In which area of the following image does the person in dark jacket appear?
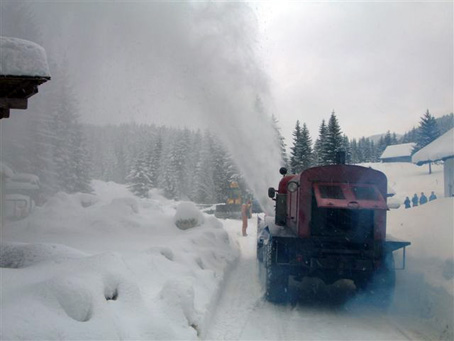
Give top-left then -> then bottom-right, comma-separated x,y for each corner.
404,196 -> 411,209
419,192 -> 428,205
429,191 -> 437,201
412,194 -> 419,207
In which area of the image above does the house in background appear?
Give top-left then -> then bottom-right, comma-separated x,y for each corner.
412,128 -> 454,197
380,143 -> 415,163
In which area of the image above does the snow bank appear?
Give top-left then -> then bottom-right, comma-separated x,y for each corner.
2,181 -> 239,340
174,201 -> 205,230
0,37 -> 50,77
388,198 -> 454,340
364,162 -> 453,339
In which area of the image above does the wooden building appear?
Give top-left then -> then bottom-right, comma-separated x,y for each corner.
380,143 -> 415,163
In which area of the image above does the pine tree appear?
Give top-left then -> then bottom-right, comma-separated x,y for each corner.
290,121 -> 302,173
290,121 -> 313,174
25,99 -> 60,195
157,133 -> 178,199
188,130 -> 203,201
71,122 -> 93,193
364,138 -> 373,162
192,131 -> 216,204
50,63 -> 92,193
342,135 -> 351,164
384,131 -> 393,147
436,113 -> 454,135
211,137 -> 236,203
391,133 -> 398,145
370,140 -> 379,162
413,110 -> 441,153
401,127 -> 418,143
298,123 -> 313,171
350,138 -> 359,164
324,111 -> 343,165
314,120 -> 328,166
148,132 -> 163,188
127,152 -> 152,198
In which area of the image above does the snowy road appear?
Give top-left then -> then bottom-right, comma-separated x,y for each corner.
204,216 -> 438,341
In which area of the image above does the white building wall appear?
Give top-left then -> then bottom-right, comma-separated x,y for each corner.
444,157 -> 454,197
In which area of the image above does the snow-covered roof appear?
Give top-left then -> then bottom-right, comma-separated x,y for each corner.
380,143 -> 415,159
0,37 -> 50,77
412,128 -> 454,164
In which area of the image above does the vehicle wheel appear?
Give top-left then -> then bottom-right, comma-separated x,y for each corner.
264,242 -> 288,303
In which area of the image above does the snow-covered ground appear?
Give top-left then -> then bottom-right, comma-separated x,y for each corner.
1,181 -> 239,340
2,163 -> 453,340
371,163 -> 453,340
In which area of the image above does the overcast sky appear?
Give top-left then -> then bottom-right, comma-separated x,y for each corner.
255,1 -> 453,142
6,1 -> 453,145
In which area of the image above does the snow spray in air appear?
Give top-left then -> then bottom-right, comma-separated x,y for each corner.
183,2 -> 283,213
35,2 -> 283,210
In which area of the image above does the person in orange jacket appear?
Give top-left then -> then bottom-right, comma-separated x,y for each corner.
241,200 -> 252,236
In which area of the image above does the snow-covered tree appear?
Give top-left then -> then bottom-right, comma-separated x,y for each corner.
188,130 -> 203,201
313,119 -> 328,166
192,132 -> 216,204
323,111 -> 343,165
413,110 -> 440,153
401,127 -> 416,144
127,152 -> 153,198
211,137 -> 236,203
148,132 -> 163,188
290,121 -> 302,173
290,121 -> 313,173
299,123 -> 313,170
172,129 -> 192,199
70,122 -> 93,193
342,135 -> 351,164
50,63 -> 92,193
436,113 -> 454,135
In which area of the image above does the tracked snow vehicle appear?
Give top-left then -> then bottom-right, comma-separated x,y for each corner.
257,160 -> 410,304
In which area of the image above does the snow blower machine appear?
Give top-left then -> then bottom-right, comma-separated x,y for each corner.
257,154 -> 410,304
215,181 -> 244,219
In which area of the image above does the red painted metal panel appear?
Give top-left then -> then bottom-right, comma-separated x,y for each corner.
313,182 -> 387,210
295,165 -> 388,239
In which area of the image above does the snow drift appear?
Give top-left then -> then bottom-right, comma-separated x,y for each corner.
1,180 -> 239,340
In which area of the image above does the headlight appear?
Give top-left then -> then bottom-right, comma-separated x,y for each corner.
287,181 -> 299,193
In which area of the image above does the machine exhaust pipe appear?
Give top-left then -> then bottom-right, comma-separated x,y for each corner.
336,151 -> 346,165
